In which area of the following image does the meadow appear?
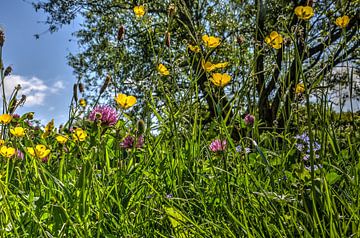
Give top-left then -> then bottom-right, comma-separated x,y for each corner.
0,2 -> 359,237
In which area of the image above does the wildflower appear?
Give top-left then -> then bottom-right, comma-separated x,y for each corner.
209,139 -> 226,152
157,64 -> 170,76
295,83 -> 305,94
10,126 -> 25,137
56,135 -> 68,144
115,94 -> 137,109
209,73 -> 231,87
72,128 -> 87,142
305,164 -> 322,171
120,135 -> 144,149
134,5 -> 145,17
168,3 -> 176,16
0,139 -> 4,146
89,105 -> 118,126
244,114 -> 255,126
0,114 -> 12,124
26,144 -> 51,159
335,16 -> 350,28
294,6 -> 314,20
0,145 -> 16,158
202,35 -> 221,48
16,149 -> 24,160
265,31 -> 283,49
79,98 -> 87,107
201,59 -> 228,72
45,119 -> 54,133
166,194 -> 173,199
187,44 -> 200,53
236,145 -> 250,154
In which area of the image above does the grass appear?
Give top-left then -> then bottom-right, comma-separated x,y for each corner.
0,9 -> 359,237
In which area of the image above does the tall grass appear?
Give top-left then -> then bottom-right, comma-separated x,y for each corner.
0,11 -> 359,238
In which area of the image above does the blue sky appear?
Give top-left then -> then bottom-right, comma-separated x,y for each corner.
0,0 -> 79,126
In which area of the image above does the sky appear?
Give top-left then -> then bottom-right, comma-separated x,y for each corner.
0,0 -> 79,126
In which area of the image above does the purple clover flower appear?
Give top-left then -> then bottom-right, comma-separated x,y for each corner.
120,135 -> 144,149
16,149 -> 24,160
244,114 -> 255,126
89,105 -> 118,126
209,139 -> 226,152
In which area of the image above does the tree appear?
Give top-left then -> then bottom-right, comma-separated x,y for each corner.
33,0 -> 359,137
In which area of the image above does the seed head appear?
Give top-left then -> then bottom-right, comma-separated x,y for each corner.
73,83 -> 78,103
168,3 -> 176,17
100,75 -> 112,95
117,25 -> 125,41
165,31 -> 171,47
0,29 -> 4,47
78,83 -> 85,93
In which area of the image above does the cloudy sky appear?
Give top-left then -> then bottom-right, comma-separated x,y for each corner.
1,0 -> 79,126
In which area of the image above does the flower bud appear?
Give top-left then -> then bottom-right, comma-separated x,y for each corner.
136,119 -> 145,135
165,31 -> 170,48
78,83 -> 85,93
236,35 -> 245,45
0,29 -> 4,47
117,25 -> 125,41
73,83 -> 78,103
244,114 -> 255,126
4,66 -> 12,76
168,3 -> 176,17
100,74 -> 112,95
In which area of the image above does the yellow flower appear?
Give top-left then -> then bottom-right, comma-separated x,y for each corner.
201,59 -> 228,72
56,135 -> 68,144
209,73 -> 231,87
202,35 -> 221,48
0,114 -> 12,124
335,16 -> 350,28
115,94 -> 137,109
0,146 -> 16,158
26,144 -> 50,159
72,128 -> 87,142
45,119 -> 54,133
295,83 -> 305,94
294,6 -> 314,20
79,98 -> 87,107
133,5 -> 145,17
265,31 -> 283,49
187,44 -> 200,53
157,64 -> 170,76
0,139 -> 4,146
10,127 -> 25,137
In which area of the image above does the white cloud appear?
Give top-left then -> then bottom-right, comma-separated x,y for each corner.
4,75 -> 65,107
51,80 -> 65,93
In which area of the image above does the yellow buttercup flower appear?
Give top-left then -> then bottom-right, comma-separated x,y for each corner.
157,64 -> 170,76
10,127 -> 25,137
115,94 -> 137,109
133,5 -> 145,17
0,140 -> 4,146
56,135 -> 68,144
187,44 -> 200,53
335,16 -> 350,28
72,128 -> 87,142
202,59 -> 228,72
294,6 -> 314,20
0,145 -> 16,158
295,83 -> 305,94
26,144 -> 51,159
265,31 -> 283,49
0,114 -> 12,124
210,73 -> 231,87
79,98 -> 87,107
202,35 -> 221,48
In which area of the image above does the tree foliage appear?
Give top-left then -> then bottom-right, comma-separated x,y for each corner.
33,0 -> 359,135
